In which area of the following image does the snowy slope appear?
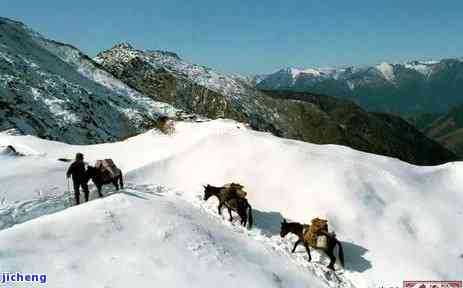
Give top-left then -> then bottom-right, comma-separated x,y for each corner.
0,17 -> 182,144
0,192 -> 333,288
0,119 -> 462,287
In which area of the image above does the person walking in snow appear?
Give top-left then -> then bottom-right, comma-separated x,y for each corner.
66,153 -> 89,205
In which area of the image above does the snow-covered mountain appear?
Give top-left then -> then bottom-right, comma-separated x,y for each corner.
256,59 -> 463,113
94,44 -> 456,166
0,18 -> 183,144
1,119 -> 461,287
95,42 -> 264,119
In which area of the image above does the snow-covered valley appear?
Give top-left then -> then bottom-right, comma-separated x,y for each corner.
0,119 -> 461,287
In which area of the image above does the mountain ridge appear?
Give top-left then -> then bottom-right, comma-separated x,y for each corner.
409,105 -> 463,158
94,43 -> 456,165
0,17 -> 183,144
256,58 -> 463,113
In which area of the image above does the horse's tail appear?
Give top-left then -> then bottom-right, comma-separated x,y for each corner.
335,237 -> 345,267
247,200 -> 253,229
119,171 -> 124,188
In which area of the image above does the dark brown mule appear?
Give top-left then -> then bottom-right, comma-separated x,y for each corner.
280,220 -> 344,270
203,184 -> 253,228
84,166 -> 124,197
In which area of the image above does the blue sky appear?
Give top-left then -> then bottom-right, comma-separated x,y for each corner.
3,0 -> 463,74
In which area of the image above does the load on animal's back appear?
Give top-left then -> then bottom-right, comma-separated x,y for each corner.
222,183 -> 247,203
305,217 -> 329,248
95,159 -> 122,182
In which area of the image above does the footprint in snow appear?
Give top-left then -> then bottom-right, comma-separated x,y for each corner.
271,272 -> 283,288
105,210 -> 123,232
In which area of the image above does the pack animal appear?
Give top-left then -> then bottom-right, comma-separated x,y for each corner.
203,184 -> 253,228
84,159 -> 124,197
280,219 -> 344,270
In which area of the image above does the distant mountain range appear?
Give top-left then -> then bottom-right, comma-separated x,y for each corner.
255,59 -> 463,114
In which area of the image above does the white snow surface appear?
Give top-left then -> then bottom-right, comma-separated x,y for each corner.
0,119 -> 462,288
0,191 -> 333,288
404,61 -> 439,78
290,68 -> 322,78
282,67 -> 348,82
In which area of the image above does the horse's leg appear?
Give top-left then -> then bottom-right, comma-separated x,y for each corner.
227,207 -> 233,221
304,242 -> 312,262
326,246 -> 336,270
238,207 -> 246,226
119,174 -> 124,189
291,239 -> 302,253
97,184 -> 103,198
240,202 -> 247,226
218,203 -> 223,215
113,179 -> 119,191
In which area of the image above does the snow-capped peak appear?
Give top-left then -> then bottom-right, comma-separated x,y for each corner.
111,42 -> 134,51
96,43 -> 249,102
404,60 -> 439,77
282,67 -> 351,81
289,67 -> 322,78
376,62 -> 395,82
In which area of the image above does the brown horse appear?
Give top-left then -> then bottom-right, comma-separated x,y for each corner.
84,166 -> 124,197
203,184 -> 253,228
280,220 -> 344,270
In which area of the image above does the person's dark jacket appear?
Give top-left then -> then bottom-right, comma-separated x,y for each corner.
66,161 -> 86,182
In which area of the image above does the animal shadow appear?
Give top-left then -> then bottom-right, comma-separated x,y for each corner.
339,241 -> 371,272
252,209 -> 285,236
